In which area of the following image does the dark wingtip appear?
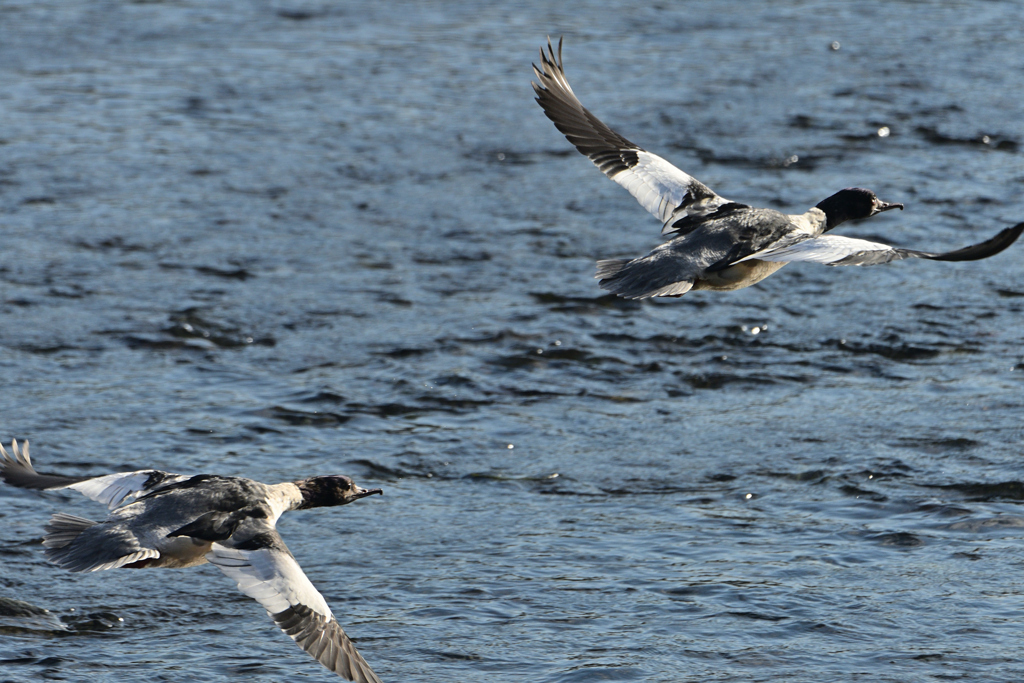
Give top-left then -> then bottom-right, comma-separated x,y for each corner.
925,222 -> 1024,262
1,439 -> 92,491
538,35 -> 564,75
533,36 -> 560,93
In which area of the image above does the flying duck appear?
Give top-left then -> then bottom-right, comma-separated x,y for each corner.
532,38 -> 1024,300
0,439 -> 384,683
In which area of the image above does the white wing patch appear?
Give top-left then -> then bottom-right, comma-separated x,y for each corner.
67,472 -> 176,510
207,541 -> 383,682
207,544 -> 333,620
612,151 -> 715,225
746,235 -> 897,265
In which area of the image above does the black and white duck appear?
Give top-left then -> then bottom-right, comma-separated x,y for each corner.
1,439 -> 384,682
532,38 -> 1023,300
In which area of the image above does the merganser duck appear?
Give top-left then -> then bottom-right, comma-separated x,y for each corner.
532,38 -> 1024,300
0,439 -> 384,683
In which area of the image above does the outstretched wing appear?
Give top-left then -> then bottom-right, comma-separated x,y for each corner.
532,37 -> 740,235
0,439 -> 187,510
207,526 -> 382,683
741,222 -> 1024,266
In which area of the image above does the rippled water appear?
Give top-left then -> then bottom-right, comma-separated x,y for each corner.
2,1 -> 1024,681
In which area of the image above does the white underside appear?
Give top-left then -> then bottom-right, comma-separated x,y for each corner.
693,260 -> 788,291
146,534 -> 212,568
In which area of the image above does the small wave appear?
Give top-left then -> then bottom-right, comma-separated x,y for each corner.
0,597 -> 67,633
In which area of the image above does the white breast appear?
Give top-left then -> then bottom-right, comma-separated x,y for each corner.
265,483 -> 303,524
694,260 -> 789,291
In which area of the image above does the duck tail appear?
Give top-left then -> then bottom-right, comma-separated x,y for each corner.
595,255 -> 694,299
43,513 -> 99,550
595,258 -> 631,279
43,514 -> 159,572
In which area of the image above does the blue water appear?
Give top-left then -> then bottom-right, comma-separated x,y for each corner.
2,1 -> 1024,681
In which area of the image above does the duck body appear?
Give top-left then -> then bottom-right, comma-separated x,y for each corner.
532,38 -> 1023,300
599,206 -> 824,296
48,475 -> 302,571
1,440 -> 385,683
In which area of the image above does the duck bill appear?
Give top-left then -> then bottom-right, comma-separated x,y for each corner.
872,199 -> 904,215
352,485 -> 384,500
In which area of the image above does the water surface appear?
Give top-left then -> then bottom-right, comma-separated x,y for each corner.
2,1 -> 1024,681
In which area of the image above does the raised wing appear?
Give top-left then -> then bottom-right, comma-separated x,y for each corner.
0,439 -> 186,510
532,37 -> 738,233
207,527 -> 382,683
743,222 -> 1024,266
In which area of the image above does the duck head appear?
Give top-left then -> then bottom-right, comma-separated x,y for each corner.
295,475 -> 383,509
816,188 -> 903,231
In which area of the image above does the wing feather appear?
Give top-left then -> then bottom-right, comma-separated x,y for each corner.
207,530 -> 382,683
532,37 -> 732,229
0,439 -> 185,509
751,235 -> 904,265
749,223 -> 1024,266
